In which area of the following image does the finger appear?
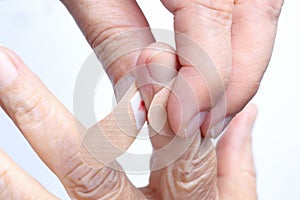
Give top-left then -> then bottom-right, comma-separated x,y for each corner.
147,134 -> 219,199
135,42 -> 178,109
161,0 -> 234,138
226,0 -> 283,118
0,149 -> 57,199
217,103 -> 258,199
134,42 -> 179,137
205,0 -> 284,137
139,38 -> 228,198
60,0 -> 154,96
0,48 -> 145,199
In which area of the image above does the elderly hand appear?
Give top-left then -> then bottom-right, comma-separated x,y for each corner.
0,47 -> 257,199
1,0 -> 282,198
60,0 -> 283,138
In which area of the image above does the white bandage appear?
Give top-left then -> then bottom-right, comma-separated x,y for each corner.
129,91 -> 146,130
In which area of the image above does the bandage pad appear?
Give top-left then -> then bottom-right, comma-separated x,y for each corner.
80,83 -> 146,169
80,79 -> 214,171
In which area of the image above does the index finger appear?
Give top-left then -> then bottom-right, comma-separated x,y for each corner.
60,0 -> 154,91
0,48 -> 146,199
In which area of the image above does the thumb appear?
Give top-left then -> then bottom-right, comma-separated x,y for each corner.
217,103 -> 257,200
160,0 -> 234,138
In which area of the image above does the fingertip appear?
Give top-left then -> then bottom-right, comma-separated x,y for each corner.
0,48 -> 18,89
235,103 -> 258,131
217,104 -> 257,199
135,42 -> 178,109
0,46 -> 31,76
245,103 -> 258,119
217,103 -> 258,152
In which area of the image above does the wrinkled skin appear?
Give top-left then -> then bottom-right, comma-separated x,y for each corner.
60,0 -> 283,137
0,46 -> 257,199
0,0 -> 282,199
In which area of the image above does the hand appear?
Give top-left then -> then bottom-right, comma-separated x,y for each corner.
60,0 -> 283,138
0,47 -> 257,199
159,0 -> 285,138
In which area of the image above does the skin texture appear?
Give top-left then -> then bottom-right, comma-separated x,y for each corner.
0,47 -> 258,199
60,0 -> 283,138
0,0 -> 283,199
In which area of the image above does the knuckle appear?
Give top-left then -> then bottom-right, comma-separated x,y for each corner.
70,168 -> 123,199
6,78 -> 51,128
158,136 -> 218,199
63,154 -> 124,199
93,27 -> 149,70
89,24 -> 128,51
92,28 -> 152,85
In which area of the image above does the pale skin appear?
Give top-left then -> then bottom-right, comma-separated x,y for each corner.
0,0 -> 283,199
60,0 -> 283,137
0,47 -> 256,199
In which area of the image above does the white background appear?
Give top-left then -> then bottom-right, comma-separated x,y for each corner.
0,0 -> 299,199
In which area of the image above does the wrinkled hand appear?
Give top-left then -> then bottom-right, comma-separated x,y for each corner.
0,0 -> 281,198
60,0 -> 283,138
0,48 -> 257,199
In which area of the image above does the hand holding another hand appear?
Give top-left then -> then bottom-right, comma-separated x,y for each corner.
0,47 -> 257,199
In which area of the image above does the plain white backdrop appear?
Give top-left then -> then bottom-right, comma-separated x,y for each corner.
0,0 -> 299,199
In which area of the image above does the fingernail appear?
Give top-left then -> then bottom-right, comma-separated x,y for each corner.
184,112 -> 208,138
0,51 -> 18,88
209,115 -> 234,138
